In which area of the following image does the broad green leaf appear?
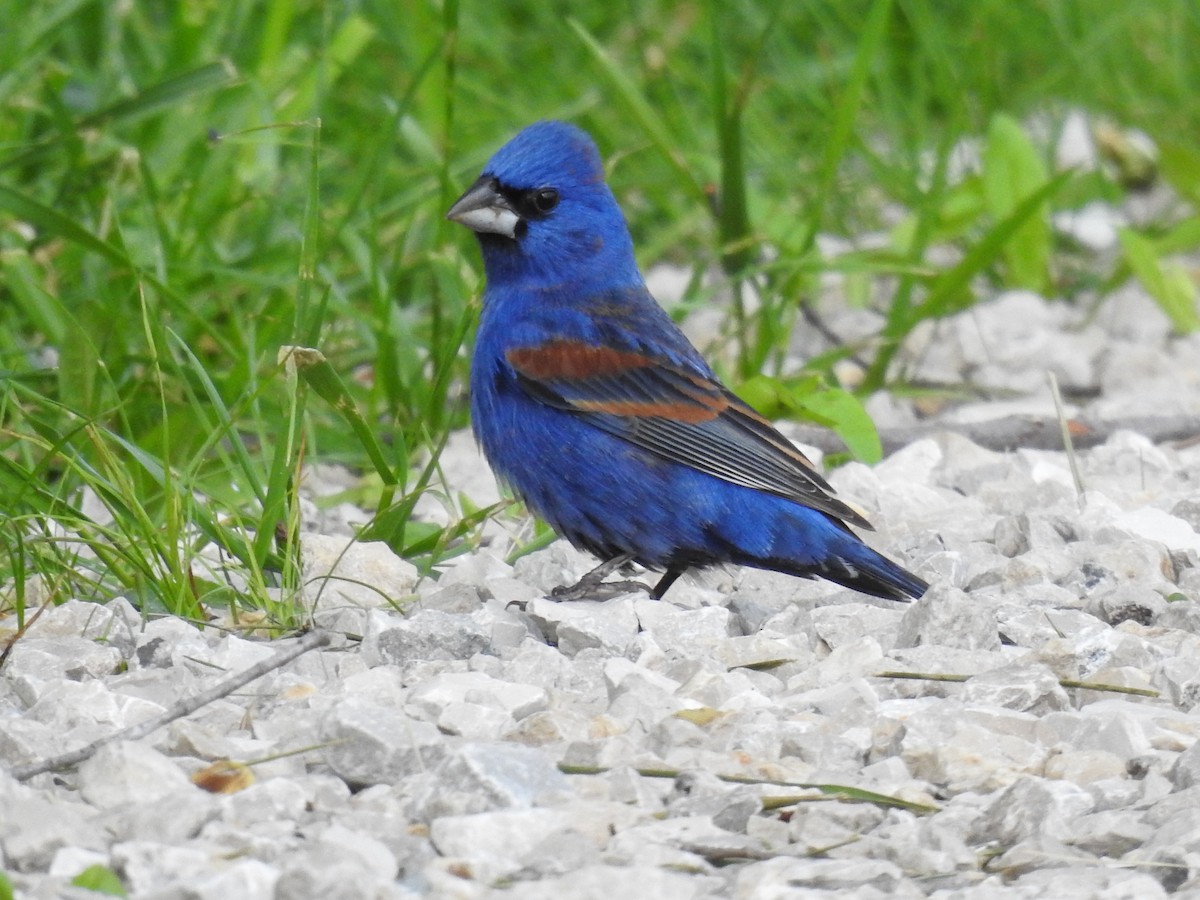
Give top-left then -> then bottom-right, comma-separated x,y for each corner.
70,864 -> 127,896
796,386 -> 882,463
1156,216 -> 1200,256
1159,141 -> 1200,207
736,375 -> 882,463
983,114 -> 1051,293
912,171 -> 1071,323
1119,229 -> 1200,333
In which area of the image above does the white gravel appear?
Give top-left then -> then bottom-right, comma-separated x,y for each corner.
4,161 -> 1200,897
4,380 -> 1200,898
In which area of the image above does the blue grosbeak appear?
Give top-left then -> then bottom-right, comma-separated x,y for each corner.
448,121 -> 927,602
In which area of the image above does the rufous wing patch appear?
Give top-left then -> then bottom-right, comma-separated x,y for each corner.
508,341 -> 726,423
507,340 -> 652,380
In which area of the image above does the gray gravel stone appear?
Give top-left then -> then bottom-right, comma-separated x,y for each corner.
302,534 -> 419,614
1043,748 -> 1127,785
1162,657 -> 1200,710
1006,862 -> 1167,899
711,633 -> 811,670
22,678 -> 165,735
23,597 -> 140,650
810,603 -> 905,651
494,864 -> 721,900
406,670 -> 548,723
222,778 -> 310,827
1140,808 -> 1200,891
361,608 -> 491,665
169,858 -> 283,900
77,740 -> 192,808
603,814 -> 747,871
0,778 -> 106,871
1087,582 -> 1169,626
8,261 -> 1200,895
430,807 -> 597,882
411,741 -> 573,821
525,595 -> 639,656
5,636 -> 123,686
899,702 -> 1045,791
664,770 -> 761,833
1171,739 -> 1200,790
414,582 -> 483,614
959,661 -> 1070,713
735,855 -> 914,896
972,775 -> 1095,844
321,700 -> 447,787
110,841 -> 227,897
98,786 -> 216,846
895,583 -> 1000,650
0,718 -> 75,768
1066,808 -> 1154,857
635,599 -> 738,654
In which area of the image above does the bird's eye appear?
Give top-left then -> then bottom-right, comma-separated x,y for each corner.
532,188 -> 559,213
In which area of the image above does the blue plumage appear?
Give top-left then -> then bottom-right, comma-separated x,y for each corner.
447,121 -> 927,601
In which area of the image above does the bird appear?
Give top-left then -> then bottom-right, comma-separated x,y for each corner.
446,121 -> 927,603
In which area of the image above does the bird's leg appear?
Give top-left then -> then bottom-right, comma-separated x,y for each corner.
550,553 -> 652,601
650,568 -> 684,600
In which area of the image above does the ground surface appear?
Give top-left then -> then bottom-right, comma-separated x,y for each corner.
3,278 -> 1200,898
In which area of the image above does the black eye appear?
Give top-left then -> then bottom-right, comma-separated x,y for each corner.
532,188 -> 559,213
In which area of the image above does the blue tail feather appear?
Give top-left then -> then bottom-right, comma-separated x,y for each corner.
748,508 -> 928,602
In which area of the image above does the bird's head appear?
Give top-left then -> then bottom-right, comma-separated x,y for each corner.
447,121 -> 638,290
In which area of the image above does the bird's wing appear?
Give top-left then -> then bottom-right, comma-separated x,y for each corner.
506,339 -> 872,529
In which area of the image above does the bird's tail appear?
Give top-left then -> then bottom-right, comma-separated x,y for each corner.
759,512 -> 928,602
807,540 -> 928,601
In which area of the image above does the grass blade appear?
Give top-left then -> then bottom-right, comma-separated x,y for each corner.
916,175 -> 1071,322
282,346 -> 400,497
567,18 -> 708,205
0,183 -> 134,268
800,0 -> 894,251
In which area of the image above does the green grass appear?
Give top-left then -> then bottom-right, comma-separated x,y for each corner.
2,0 -> 1199,629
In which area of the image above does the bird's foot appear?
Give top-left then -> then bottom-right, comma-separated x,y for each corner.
548,553 -> 651,601
550,576 -> 652,602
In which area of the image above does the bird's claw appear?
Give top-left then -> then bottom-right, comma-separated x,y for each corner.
545,552 -> 651,601
549,577 -> 652,602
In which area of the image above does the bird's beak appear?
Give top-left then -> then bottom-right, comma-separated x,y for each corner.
446,176 -> 520,239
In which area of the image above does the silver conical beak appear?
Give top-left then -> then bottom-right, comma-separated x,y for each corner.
446,176 -> 520,239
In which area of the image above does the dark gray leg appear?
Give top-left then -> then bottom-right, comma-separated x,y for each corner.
650,568 -> 684,600
549,553 -> 652,601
